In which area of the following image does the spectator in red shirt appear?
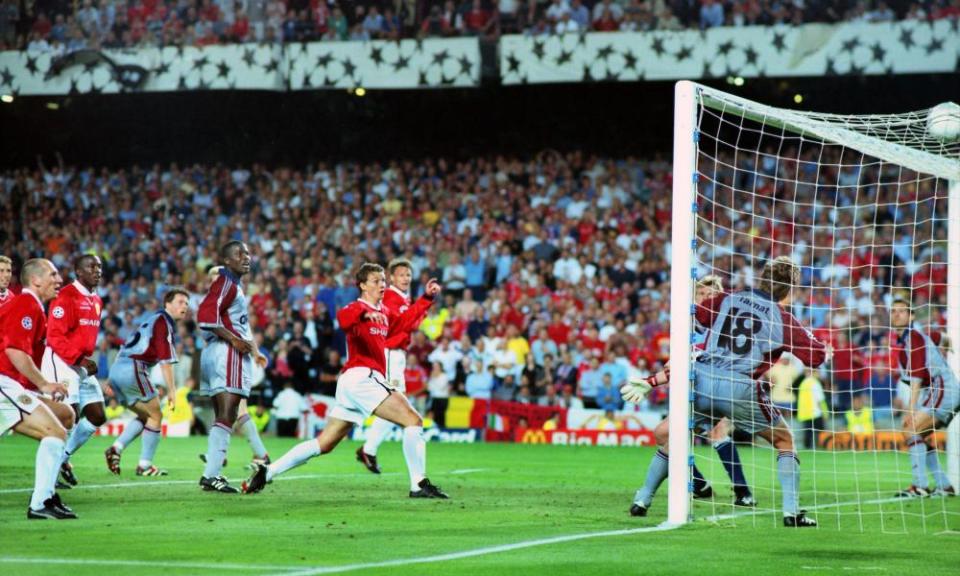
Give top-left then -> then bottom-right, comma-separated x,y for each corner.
463,0 -> 493,36
830,329 -> 865,411
593,8 -> 620,31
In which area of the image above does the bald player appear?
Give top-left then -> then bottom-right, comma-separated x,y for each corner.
0,259 -> 76,519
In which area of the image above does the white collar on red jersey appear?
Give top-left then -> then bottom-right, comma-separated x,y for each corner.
388,285 -> 409,299
22,288 -> 43,308
72,280 -> 95,297
357,297 -> 382,311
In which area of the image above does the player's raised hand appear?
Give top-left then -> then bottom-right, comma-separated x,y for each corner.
620,377 -> 654,404
425,278 -> 442,297
363,311 -> 388,325
40,380 -> 68,402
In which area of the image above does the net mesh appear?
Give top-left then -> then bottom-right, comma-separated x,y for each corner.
686,86 -> 960,532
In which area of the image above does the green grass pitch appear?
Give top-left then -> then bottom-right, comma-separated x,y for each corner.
1,435 -> 958,575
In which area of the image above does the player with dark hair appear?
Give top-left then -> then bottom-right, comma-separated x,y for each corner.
890,296 -> 959,498
623,256 -> 826,527
104,288 -> 191,476
243,263 -> 449,499
42,253 -> 105,488
196,241 -> 269,493
0,258 -> 75,519
356,257 -> 431,474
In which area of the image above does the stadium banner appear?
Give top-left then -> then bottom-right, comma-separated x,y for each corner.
514,427 -> 656,447
500,20 -> 959,85
0,38 -> 479,95
349,426 -> 483,444
566,407 -> 662,431
817,430 -> 946,451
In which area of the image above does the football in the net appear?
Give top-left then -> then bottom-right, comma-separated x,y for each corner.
926,102 -> 960,141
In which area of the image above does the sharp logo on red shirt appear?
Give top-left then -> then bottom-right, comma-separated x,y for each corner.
369,326 -> 388,337
21,316 -> 32,330
52,306 -> 65,319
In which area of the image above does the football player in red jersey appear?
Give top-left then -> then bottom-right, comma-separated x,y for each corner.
243,263 -> 449,499
0,255 -> 15,310
0,258 -> 76,519
41,254 -> 106,488
357,258 -> 432,474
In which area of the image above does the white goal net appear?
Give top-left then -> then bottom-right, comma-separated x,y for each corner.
666,81 -> 960,532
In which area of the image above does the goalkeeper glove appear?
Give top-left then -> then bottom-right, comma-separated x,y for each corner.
620,375 -> 658,404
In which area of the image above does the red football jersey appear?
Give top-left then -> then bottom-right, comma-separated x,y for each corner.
0,290 -> 48,390
383,286 -> 430,351
0,288 -> 15,311
337,295 -> 433,375
403,365 -> 427,396
46,281 -> 102,365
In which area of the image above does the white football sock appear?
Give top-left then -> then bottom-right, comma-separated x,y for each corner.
31,437 -> 65,511
62,418 -> 98,465
363,417 -> 396,457
203,423 -> 232,478
237,414 -> 269,459
402,426 -> 427,490
113,419 -> 145,452
266,439 -> 321,481
138,426 -> 161,468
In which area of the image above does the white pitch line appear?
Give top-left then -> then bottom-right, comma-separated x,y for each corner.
0,468 -> 486,495
266,524 -> 681,576
0,556 -> 297,572
704,495 -> 910,523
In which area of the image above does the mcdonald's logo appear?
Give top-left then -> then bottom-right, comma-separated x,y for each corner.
520,429 -> 548,444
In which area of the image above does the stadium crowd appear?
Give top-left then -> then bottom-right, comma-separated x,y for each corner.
0,145 -> 948,426
2,0 -> 958,52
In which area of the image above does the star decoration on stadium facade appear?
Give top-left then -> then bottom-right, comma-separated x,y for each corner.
431,49 -> 450,66
322,74 -> 338,87
771,32 -> 787,54
393,53 -> 411,72
674,45 -> 693,62
506,53 -> 520,74
192,55 -> 209,71
849,62 -> 865,75
369,45 -> 384,67
341,58 -> 357,78
841,37 -> 860,54
264,58 -> 280,73
898,27 -> 915,49
717,40 -> 735,57
154,61 -> 171,76
604,69 -> 619,82
68,77 -> 79,94
417,70 -> 428,86
83,59 -> 98,73
925,36 -> 944,55
458,55 -> 472,76
596,44 -> 615,61
216,60 -> 231,79
242,47 -> 257,67
177,75 -> 188,90
532,40 -> 546,60
622,50 -> 638,71
650,36 -> 666,57
582,64 -> 594,82
743,46 -> 759,66
302,72 -> 312,88
0,67 -> 13,87
88,81 -> 103,94
824,56 -> 837,76
24,54 -> 39,76
441,73 -> 456,86
196,79 -> 210,91
556,48 -> 573,66
869,42 -> 886,63
316,52 -> 334,69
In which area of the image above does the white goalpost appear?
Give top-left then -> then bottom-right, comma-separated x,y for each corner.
668,80 -> 960,530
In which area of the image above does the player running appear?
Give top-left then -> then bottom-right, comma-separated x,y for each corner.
890,296 -> 959,498
243,263 -> 448,499
42,254 -> 106,488
356,257 -> 431,474
103,288 -> 191,477
622,256 -> 826,527
0,259 -> 75,519
197,241 -> 269,493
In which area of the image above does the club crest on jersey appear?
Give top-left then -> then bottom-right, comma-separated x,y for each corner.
17,394 -> 32,405
52,306 -> 65,319
21,316 -> 33,330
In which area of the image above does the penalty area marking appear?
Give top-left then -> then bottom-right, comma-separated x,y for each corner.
0,556 -> 297,572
